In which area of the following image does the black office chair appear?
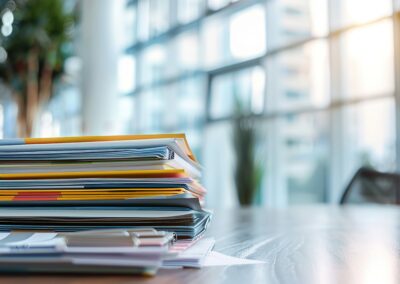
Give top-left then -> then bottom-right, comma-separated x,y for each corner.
340,167 -> 400,205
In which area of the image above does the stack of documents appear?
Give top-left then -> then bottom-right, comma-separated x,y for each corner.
0,134 -> 211,240
0,230 -> 215,274
0,229 -> 174,274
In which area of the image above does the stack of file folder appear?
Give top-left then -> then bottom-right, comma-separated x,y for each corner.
0,229 -> 175,275
0,230 -> 215,274
0,134 -> 211,240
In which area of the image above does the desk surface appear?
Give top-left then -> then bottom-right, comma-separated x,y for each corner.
1,205 -> 400,284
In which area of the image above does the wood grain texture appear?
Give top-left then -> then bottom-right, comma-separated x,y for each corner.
1,205 -> 400,284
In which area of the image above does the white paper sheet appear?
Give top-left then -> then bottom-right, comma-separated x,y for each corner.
163,238 -> 265,268
5,232 -> 58,246
163,238 -> 215,268
202,251 -> 265,267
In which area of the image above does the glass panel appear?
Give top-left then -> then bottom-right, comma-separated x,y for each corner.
148,88 -> 161,132
163,82 -> 179,130
340,20 -> 394,99
201,16 -> 229,68
210,66 -> 265,119
266,0 -> 328,49
137,0 -> 150,41
138,83 -> 180,132
164,38 -> 180,79
210,72 -> 233,119
202,4 -> 266,68
138,88 -> 164,132
122,4 -> 137,47
331,0 -> 392,29
137,0 -> 171,41
176,77 -> 205,158
117,55 -> 135,94
229,4 -> 266,60
207,0 -> 231,10
149,0 -> 171,37
204,119 -> 268,207
177,0 -> 204,24
115,96 -> 135,134
38,112 -> 60,137
176,77 -> 205,130
136,90 -> 148,132
136,41 -> 177,86
266,40 -> 330,111
340,98 -> 396,180
39,87 -> 81,137
203,121 -> 238,208
176,31 -> 200,72
139,44 -> 167,85
275,112 -> 329,204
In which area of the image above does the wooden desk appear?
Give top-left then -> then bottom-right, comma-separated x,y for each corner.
1,206 -> 399,284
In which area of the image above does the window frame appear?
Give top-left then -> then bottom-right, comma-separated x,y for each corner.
123,0 -> 400,206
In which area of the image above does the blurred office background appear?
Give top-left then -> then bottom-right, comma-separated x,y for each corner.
0,0 -> 398,208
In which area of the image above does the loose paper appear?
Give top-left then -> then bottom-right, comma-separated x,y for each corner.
203,251 -> 265,267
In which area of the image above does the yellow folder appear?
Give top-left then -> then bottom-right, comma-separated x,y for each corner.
0,191 -> 186,201
0,188 -> 187,194
23,133 -> 197,161
0,169 -> 187,180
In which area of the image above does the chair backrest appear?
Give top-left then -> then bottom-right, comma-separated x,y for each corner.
340,167 -> 400,205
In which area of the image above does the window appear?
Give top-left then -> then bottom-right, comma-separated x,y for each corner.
210,66 -> 265,119
137,0 -> 150,41
266,0 -> 328,49
123,3 -> 137,47
266,40 -> 330,111
139,44 -> 167,85
123,0 -> 400,207
176,31 -> 200,72
331,0 -> 392,29
339,20 -> 394,99
176,77 -> 206,156
201,16 -> 229,68
339,98 -> 396,179
202,4 -> 266,68
273,112 -> 329,204
229,4 -> 266,60
115,96 -> 135,134
176,77 -> 205,130
177,0 -> 204,24
208,0 -> 231,11
39,86 -> 81,137
118,55 -> 136,94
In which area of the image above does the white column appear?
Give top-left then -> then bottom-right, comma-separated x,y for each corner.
80,0 -> 123,135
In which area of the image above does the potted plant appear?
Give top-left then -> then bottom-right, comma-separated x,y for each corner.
232,104 -> 263,206
0,0 -> 75,137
